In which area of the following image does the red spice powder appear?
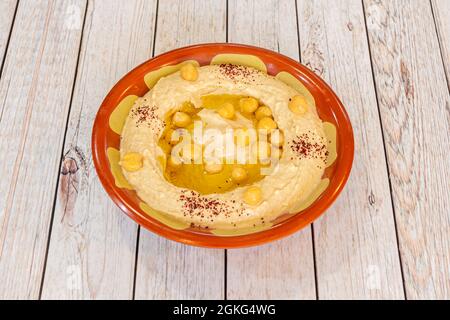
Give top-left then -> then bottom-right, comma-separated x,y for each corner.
218,63 -> 258,81
179,190 -> 245,223
130,104 -> 165,135
288,132 -> 328,162
131,105 -> 159,126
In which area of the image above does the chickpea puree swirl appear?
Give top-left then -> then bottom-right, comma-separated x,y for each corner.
119,63 -> 332,230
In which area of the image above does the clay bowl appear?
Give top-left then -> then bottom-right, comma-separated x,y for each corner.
92,43 -> 354,248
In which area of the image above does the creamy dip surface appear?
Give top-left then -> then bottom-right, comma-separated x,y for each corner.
119,64 -> 329,230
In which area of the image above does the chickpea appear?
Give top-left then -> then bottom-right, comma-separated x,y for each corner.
288,95 -> 308,115
217,102 -> 235,119
231,167 -> 248,183
172,111 -> 191,128
120,152 -> 143,172
270,130 -> 284,147
255,106 -> 272,120
257,117 -> 277,131
239,97 -> 259,113
180,63 -> 198,81
204,162 -> 223,174
180,101 -> 196,114
243,186 -> 263,206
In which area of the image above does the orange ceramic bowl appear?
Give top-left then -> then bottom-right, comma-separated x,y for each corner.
92,43 -> 354,248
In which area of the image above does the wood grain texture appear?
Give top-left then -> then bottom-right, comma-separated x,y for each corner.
226,0 -> 316,300
0,0 -> 86,299
40,0 -> 157,300
432,0 -> 450,89
0,0 -> 16,66
134,0 -> 226,300
297,0 -> 404,299
364,0 -> 450,299
0,0 -> 446,300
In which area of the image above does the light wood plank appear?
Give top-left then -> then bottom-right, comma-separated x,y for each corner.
0,0 -> 86,299
297,0 -> 405,299
0,0 -> 17,66
226,0 -> 316,300
41,0 -> 157,300
134,0 -> 226,300
432,0 -> 450,89
364,0 -> 450,299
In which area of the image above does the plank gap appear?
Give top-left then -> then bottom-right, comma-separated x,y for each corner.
151,0 -> 160,58
295,0 -> 302,62
132,226 -> 141,300
225,0 -> 229,43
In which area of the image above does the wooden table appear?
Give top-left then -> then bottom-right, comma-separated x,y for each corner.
0,0 -> 448,300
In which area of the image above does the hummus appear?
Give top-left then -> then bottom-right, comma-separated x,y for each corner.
120,63 -> 329,230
